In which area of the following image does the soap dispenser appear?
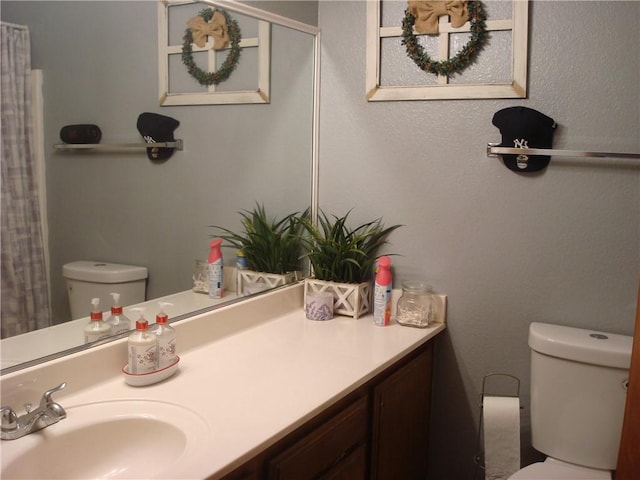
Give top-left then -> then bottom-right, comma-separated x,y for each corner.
127,308 -> 157,374
106,292 -> 131,335
84,297 -> 111,343
149,302 -> 177,369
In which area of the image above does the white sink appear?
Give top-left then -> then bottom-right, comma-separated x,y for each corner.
1,399 -> 211,479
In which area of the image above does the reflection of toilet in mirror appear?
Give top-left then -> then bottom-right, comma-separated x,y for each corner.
508,322 -> 632,480
62,261 -> 148,320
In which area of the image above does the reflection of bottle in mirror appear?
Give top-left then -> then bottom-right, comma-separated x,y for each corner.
127,308 -> 157,373
236,250 -> 248,295
150,302 -> 176,369
84,297 -> 111,343
373,256 -> 392,326
106,292 -> 131,335
208,238 -> 224,299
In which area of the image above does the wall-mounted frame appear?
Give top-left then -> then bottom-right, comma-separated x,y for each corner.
366,0 -> 529,101
158,0 -> 270,105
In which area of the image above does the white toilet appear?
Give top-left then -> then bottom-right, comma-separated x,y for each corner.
509,322 -> 632,479
63,261 -> 148,319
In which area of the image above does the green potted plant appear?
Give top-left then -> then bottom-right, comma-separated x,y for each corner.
212,204 -> 308,294
299,210 -> 402,318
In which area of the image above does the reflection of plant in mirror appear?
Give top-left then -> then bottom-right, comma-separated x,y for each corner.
299,210 -> 402,284
212,204 -> 308,275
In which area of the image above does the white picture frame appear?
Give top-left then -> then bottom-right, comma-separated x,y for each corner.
365,0 -> 529,101
158,0 -> 271,106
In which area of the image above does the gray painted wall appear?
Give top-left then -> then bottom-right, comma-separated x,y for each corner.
317,1 -> 639,477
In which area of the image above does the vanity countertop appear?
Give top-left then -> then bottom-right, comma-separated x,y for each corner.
0,285 -> 445,479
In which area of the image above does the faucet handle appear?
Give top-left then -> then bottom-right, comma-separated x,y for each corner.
40,382 -> 66,408
1,406 -> 18,431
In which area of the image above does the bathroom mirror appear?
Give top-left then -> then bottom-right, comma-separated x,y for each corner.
0,0 -> 320,373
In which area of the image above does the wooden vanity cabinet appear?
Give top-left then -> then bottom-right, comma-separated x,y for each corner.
371,344 -> 433,479
268,395 -> 368,479
217,340 -> 435,480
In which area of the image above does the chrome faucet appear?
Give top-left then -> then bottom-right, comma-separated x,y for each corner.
1,382 -> 67,440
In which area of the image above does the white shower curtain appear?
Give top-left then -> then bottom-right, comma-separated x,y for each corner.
1,22 -> 51,338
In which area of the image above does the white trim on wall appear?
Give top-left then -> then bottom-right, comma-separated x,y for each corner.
31,69 -> 50,308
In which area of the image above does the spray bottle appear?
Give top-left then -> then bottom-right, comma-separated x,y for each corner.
373,256 -> 392,326
127,308 -> 157,373
84,297 -> 111,343
106,292 -> 131,335
208,238 -> 224,299
149,302 -> 177,369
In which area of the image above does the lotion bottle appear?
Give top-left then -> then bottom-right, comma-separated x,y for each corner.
373,256 -> 392,326
84,297 -> 111,343
208,238 -> 224,299
127,308 -> 157,374
106,292 -> 131,335
149,302 -> 176,369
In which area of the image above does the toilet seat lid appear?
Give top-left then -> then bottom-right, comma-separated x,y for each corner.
509,459 -> 611,479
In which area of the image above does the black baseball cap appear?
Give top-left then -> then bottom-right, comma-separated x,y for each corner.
136,112 -> 180,161
492,107 -> 557,173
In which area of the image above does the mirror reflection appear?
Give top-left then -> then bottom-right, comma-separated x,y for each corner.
1,0 -> 319,373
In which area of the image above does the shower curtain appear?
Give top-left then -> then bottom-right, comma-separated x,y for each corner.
1,22 -> 51,338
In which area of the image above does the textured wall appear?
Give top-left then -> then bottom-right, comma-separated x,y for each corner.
318,1 -> 639,477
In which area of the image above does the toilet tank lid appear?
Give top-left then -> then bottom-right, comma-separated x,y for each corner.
63,261 -> 148,283
529,322 -> 632,370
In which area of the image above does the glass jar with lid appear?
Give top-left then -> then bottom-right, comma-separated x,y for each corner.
396,281 -> 434,328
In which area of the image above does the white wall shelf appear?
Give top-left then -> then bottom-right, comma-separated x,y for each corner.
53,140 -> 184,151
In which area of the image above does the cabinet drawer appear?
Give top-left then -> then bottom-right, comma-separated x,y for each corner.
268,396 -> 368,480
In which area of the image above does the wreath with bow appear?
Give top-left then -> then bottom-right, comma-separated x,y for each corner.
401,0 -> 488,77
182,8 -> 241,86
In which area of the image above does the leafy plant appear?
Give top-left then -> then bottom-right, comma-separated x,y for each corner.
212,204 -> 308,274
299,210 -> 402,284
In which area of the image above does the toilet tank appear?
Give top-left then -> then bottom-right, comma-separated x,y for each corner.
528,322 -> 632,470
63,261 -> 148,320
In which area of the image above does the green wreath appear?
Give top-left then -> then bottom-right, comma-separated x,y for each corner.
182,8 -> 241,86
401,0 -> 488,77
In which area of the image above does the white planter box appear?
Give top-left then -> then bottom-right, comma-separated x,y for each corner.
238,270 -> 299,295
304,278 -> 372,319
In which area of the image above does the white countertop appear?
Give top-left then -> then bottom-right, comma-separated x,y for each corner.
1,284 -> 445,479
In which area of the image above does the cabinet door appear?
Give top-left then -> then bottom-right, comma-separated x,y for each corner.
268,396 -> 368,480
319,444 -> 367,480
371,343 -> 434,480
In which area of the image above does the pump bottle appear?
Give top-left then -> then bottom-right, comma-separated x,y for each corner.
150,302 -> 177,369
106,292 -> 131,335
84,297 -> 111,343
373,256 -> 392,326
127,308 -> 157,374
208,238 -> 224,299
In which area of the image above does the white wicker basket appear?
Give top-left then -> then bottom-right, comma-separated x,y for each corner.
238,270 -> 299,295
304,278 -> 372,319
